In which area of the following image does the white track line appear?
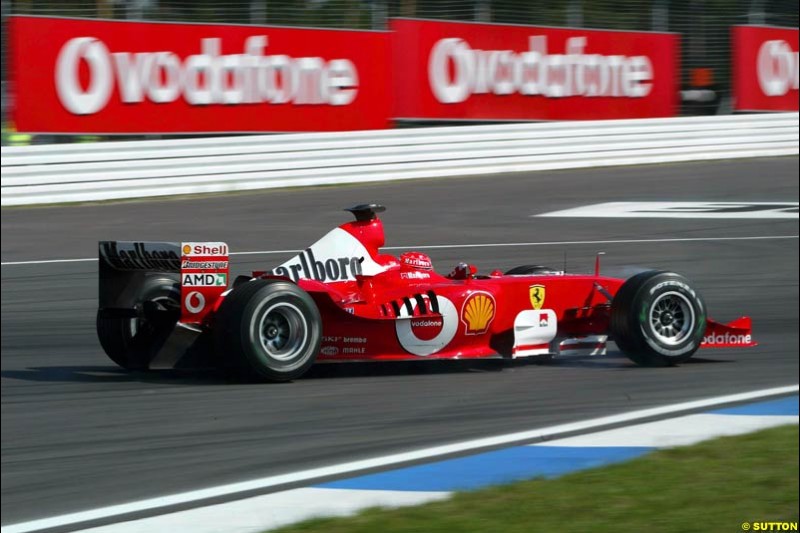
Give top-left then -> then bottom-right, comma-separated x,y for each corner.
2,385 -> 797,533
2,234 -> 798,267
1,257 -> 98,266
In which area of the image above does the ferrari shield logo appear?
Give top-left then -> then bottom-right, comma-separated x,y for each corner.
529,285 -> 546,310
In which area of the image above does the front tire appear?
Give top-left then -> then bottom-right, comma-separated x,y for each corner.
214,279 -> 321,382
611,271 -> 706,366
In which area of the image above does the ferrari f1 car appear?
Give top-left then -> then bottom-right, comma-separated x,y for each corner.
97,204 -> 755,381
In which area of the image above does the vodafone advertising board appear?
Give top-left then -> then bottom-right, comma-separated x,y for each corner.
390,18 -> 679,121
732,25 -> 799,112
9,16 -> 683,133
8,16 -> 390,133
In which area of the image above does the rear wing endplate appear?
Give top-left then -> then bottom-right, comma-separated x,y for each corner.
99,241 -> 229,324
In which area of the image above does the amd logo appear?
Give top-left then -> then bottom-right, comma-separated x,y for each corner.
182,273 -> 227,287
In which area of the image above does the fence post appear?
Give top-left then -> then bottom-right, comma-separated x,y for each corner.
652,0 -> 668,32
567,0 -> 582,27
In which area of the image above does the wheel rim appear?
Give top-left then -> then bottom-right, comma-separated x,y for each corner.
648,291 -> 695,346
258,302 -> 308,361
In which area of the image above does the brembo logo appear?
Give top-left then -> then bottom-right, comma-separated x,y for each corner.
55,36 -> 359,115
429,36 -> 653,103
757,39 -> 799,97
272,248 -> 363,282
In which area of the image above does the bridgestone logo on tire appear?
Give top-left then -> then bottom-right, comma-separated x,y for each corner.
650,280 -> 695,297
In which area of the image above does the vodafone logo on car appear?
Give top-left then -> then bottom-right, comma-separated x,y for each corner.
184,291 -> 205,314
702,332 -> 753,345
55,35 -> 359,115
409,318 -> 444,340
428,35 -> 654,104
395,296 -> 458,356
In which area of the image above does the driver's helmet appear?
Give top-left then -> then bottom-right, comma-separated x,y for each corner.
399,251 -> 433,271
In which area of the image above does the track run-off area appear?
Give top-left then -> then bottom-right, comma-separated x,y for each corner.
2,157 -> 798,529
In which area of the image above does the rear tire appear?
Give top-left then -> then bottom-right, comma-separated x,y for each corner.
97,277 -> 180,370
611,271 -> 706,366
214,279 -> 321,382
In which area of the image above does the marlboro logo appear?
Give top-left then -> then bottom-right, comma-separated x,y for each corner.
100,241 -> 180,271
271,247 -> 363,282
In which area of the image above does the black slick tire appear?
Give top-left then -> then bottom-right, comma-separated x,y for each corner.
611,271 -> 706,367
214,279 -> 321,382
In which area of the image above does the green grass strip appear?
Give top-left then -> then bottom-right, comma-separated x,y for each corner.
272,424 -> 798,533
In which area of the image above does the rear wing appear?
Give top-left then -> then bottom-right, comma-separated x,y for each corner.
99,241 -> 229,324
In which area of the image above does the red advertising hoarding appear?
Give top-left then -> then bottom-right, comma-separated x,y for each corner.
390,18 -> 679,121
8,16 -> 391,133
732,25 -> 799,112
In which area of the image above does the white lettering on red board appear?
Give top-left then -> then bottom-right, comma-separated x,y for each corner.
55,35 -> 359,115
428,35 -> 654,103
757,39 -> 799,97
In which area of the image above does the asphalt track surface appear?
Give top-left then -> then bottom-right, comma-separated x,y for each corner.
2,157 -> 798,528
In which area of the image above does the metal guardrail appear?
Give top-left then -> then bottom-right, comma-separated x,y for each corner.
2,114 -> 798,206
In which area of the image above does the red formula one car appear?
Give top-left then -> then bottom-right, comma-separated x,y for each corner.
97,204 -> 755,381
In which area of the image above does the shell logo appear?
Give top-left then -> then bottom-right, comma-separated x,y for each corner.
182,244 -> 192,255
461,292 -> 496,335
